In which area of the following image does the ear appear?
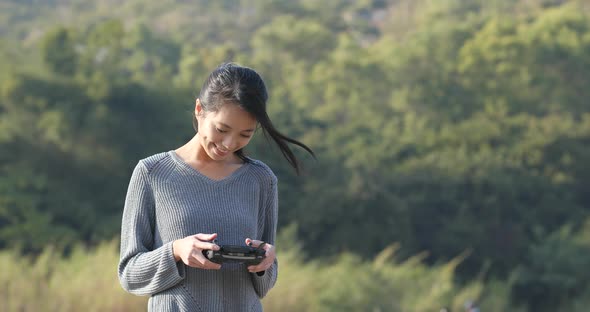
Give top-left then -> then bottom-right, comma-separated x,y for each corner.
195,98 -> 203,118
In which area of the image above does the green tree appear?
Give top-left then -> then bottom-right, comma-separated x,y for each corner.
512,222 -> 590,311
40,27 -> 78,76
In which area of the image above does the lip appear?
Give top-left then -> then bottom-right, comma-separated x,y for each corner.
213,144 -> 229,157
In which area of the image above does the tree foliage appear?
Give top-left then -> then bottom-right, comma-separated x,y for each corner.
1,0 -> 589,310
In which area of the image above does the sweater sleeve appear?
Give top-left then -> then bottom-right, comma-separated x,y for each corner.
251,176 -> 279,298
118,161 -> 185,296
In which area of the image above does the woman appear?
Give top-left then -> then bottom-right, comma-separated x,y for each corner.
118,63 -> 314,311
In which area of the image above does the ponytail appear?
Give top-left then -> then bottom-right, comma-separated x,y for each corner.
197,63 -> 315,174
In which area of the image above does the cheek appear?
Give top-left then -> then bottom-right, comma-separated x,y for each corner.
207,132 -> 223,143
200,124 -> 220,143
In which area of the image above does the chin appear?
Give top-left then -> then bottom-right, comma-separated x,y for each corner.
207,150 -> 224,161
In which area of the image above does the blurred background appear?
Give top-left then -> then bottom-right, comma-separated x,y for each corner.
1,0 -> 590,311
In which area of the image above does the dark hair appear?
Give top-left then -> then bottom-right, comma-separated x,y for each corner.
192,63 -> 315,174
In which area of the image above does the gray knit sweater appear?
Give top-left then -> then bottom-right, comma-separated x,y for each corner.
118,151 -> 278,312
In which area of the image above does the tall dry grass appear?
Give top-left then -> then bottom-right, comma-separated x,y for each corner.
0,241 -> 146,312
0,227 -> 519,311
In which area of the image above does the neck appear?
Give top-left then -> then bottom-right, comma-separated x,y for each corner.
190,133 -> 213,163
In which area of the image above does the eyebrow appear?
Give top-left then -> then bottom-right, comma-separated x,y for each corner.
219,122 -> 255,132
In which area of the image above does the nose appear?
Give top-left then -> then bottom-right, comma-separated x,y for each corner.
221,137 -> 235,151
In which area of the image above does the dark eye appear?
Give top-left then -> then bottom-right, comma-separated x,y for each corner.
241,134 -> 252,138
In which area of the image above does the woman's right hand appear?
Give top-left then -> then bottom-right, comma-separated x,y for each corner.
172,233 -> 222,270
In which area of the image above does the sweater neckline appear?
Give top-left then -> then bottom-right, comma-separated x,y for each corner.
167,150 -> 250,183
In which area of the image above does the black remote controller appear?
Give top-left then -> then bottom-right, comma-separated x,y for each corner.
203,242 -> 266,266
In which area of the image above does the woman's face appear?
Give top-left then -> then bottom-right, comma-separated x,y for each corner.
195,99 -> 257,161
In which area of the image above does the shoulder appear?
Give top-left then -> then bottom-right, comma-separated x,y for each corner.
246,158 -> 278,186
136,151 -> 171,175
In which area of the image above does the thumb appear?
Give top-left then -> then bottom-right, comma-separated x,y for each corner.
245,238 -> 264,247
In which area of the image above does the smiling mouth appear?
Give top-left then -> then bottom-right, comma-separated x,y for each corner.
214,144 -> 229,155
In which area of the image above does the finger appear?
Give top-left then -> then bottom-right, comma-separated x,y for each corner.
191,251 -> 221,270
203,260 -> 222,270
187,250 -> 204,268
195,233 -> 217,241
189,259 -> 221,270
194,240 -> 220,251
253,241 -> 273,252
245,238 -> 265,247
248,261 -> 270,273
187,257 -> 202,268
248,254 -> 274,272
247,264 -> 264,272
195,253 -> 222,270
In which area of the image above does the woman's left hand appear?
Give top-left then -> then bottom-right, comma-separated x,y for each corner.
245,238 -> 276,273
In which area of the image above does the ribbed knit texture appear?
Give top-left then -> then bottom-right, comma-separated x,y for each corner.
118,151 -> 278,312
